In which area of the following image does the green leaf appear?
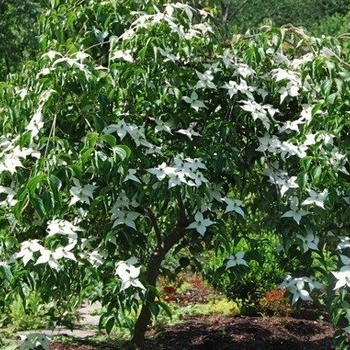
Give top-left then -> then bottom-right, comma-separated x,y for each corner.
296,172 -> 308,190
68,165 -> 83,177
311,102 -> 324,116
149,302 -> 160,317
31,196 -> 47,218
326,92 -> 337,105
85,132 -> 99,147
1,264 -> 13,281
321,79 -> 332,96
311,165 -> 322,182
58,153 -> 71,163
49,174 -> 62,193
300,157 -> 312,171
100,134 -> 117,148
27,174 -> 46,195
42,191 -> 55,212
13,187 -> 28,220
158,301 -> 173,318
105,315 -> 115,335
113,145 -> 131,161
81,148 -> 95,164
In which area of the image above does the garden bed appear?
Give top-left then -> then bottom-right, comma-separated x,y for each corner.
51,313 -> 334,349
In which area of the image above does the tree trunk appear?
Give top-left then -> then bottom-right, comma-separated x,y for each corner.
131,221 -> 187,349
131,252 -> 163,349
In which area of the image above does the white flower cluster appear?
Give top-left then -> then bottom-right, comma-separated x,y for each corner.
332,238 -> 350,290
0,136 -> 39,175
115,257 -> 145,291
12,219 -> 82,271
279,275 -> 322,305
147,156 -> 208,189
110,191 -> 140,232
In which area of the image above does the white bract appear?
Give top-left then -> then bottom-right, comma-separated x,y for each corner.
0,185 -> 17,207
222,79 -> 254,99
195,70 -> 216,89
332,266 -> 350,290
240,100 -> 276,130
70,178 -> 98,205
175,126 -> 201,139
111,210 -> 140,230
186,212 -> 215,236
35,249 -> 61,271
281,204 -> 308,224
296,232 -> 319,253
123,169 -> 141,183
275,176 -> 299,197
46,219 -> 81,248
256,134 -> 281,153
154,118 -> 173,134
182,91 -> 207,111
110,49 -> 134,62
26,111 -> 44,137
302,189 -> 328,209
226,252 -> 248,269
19,333 -> 50,350
279,276 -> 322,305
12,240 -> 44,266
115,257 -> 145,291
223,198 -> 245,217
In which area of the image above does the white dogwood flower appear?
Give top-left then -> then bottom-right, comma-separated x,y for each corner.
302,189 -> 328,209
187,212 -> 215,236
281,204 -> 308,224
195,70 -> 216,89
12,239 -> 44,266
69,178 -> 98,205
223,198 -> 245,217
46,219 -> 82,247
115,257 -> 145,291
226,252 -> 248,269
111,210 -> 140,230
35,248 -> 61,271
176,127 -> 201,139
123,169 -> 141,183
182,91 -> 207,111
297,232 -> 319,253
279,276 -> 321,304
332,266 -> 350,290
275,176 -> 299,197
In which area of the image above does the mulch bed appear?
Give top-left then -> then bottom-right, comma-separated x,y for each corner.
51,313 -> 334,350
50,273 -> 335,349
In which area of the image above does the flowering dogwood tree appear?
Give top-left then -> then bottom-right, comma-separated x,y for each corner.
1,1 -> 350,348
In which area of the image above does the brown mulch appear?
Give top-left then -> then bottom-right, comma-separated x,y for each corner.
51,274 -> 335,349
144,314 -> 334,350
51,313 -> 334,350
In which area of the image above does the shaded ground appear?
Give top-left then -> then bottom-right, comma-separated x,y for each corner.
19,273 -> 336,349
143,314 -> 334,350
51,312 -> 334,350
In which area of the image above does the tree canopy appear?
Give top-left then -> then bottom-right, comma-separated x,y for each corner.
2,1 -> 350,349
